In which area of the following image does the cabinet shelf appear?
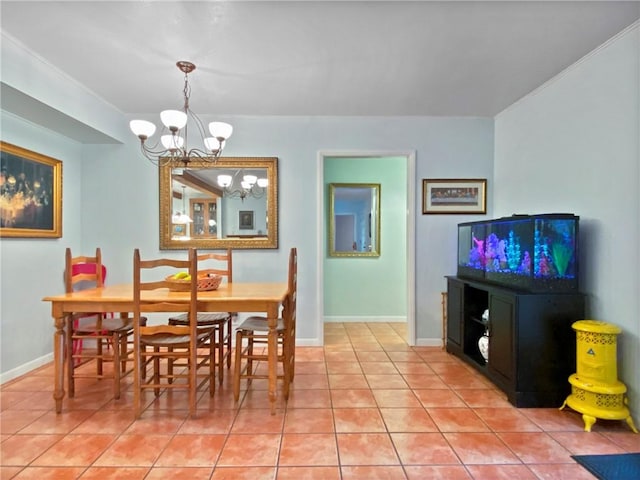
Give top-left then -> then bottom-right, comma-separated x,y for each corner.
190,198 -> 218,238
469,316 -> 488,327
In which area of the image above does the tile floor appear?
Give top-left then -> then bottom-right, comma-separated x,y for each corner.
1,322 -> 638,479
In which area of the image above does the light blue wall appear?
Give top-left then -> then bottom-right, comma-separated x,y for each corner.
0,113 -> 84,374
323,156 -> 406,320
494,24 -> 639,419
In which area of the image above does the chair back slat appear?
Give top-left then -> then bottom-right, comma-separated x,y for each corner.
196,248 -> 232,283
138,257 -> 194,269
133,249 -> 197,328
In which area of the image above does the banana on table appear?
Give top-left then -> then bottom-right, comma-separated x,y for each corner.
172,272 -> 191,280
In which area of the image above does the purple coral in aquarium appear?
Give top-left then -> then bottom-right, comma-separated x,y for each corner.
497,239 -> 507,266
468,236 -> 486,268
519,251 -> 531,274
538,255 -> 551,276
484,233 -> 506,271
492,258 -> 500,271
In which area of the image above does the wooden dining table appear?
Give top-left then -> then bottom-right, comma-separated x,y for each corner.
42,281 -> 289,414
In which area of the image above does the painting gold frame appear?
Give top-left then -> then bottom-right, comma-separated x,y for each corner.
159,157 -> 278,249
422,178 -> 487,214
0,141 -> 63,238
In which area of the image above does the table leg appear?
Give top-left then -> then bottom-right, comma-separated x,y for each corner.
53,314 -> 66,413
267,304 -> 279,415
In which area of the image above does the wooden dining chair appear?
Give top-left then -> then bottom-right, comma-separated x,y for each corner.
167,249 -> 234,385
233,247 -> 297,402
132,248 -> 216,418
64,247 -> 134,400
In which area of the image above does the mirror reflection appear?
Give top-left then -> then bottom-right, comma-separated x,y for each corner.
329,183 -> 380,257
159,157 -> 278,249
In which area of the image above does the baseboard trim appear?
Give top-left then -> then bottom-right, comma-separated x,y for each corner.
1,352 -> 53,385
324,316 -> 407,323
415,338 -> 445,348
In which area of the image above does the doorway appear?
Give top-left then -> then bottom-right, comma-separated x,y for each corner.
317,151 -> 416,345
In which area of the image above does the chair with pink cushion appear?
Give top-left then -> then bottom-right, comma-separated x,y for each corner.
64,248 -> 136,399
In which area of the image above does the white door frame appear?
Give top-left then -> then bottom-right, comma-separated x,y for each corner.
316,150 -> 416,345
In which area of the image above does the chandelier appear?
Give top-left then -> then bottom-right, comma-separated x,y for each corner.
217,171 -> 268,200
129,61 -> 233,167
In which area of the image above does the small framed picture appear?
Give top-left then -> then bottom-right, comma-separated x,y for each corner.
239,210 -> 254,230
172,224 -> 187,237
422,178 -> 487,214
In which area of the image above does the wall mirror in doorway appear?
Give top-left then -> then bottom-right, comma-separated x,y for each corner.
159,157 -> 278,249
329,183 -> 381,257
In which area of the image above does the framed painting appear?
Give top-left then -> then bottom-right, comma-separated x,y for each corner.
0,142 -> 62,237
172,223 -> 187,237
422,178 -> 487,214
239,210 -> 254,230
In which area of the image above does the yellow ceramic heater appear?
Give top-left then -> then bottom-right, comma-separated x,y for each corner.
560,320 -> 637,433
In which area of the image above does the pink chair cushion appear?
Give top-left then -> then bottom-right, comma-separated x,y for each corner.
71,263 -> 107,283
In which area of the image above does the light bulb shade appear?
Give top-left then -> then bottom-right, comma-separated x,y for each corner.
203,137 -> 221,152
130,120 -> 156,138
209,121 -> 233,140
160,110 -> 188,130
161,135 -> 184,150
217,174 -> 233,187
243,175 -> 258,186
257,178 -> 269,188
241,181 -> 252,189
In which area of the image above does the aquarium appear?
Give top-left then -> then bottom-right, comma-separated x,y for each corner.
457,214 -> 579,292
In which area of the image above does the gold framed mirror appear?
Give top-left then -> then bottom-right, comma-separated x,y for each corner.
159,157 -> 278,249
329,183 -> 380,257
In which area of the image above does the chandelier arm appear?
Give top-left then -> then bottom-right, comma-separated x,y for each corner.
187,109 -> 209,145
139,145 -> 174,167
184,147 -> 222,160
140,133 -> 171,156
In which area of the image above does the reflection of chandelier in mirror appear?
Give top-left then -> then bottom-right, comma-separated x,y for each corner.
172,186 -> 193,225
129,61 -> 233,167
217,172 -> 268,200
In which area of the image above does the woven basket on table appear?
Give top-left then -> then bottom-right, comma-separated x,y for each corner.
165,272 -> 222,291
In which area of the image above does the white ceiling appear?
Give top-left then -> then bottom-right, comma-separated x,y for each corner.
1,1 -> 638,119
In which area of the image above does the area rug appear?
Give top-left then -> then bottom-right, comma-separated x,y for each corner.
572,453 -> 640,480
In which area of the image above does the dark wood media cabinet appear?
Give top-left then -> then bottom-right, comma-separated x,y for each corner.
446,276 -> 585,408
